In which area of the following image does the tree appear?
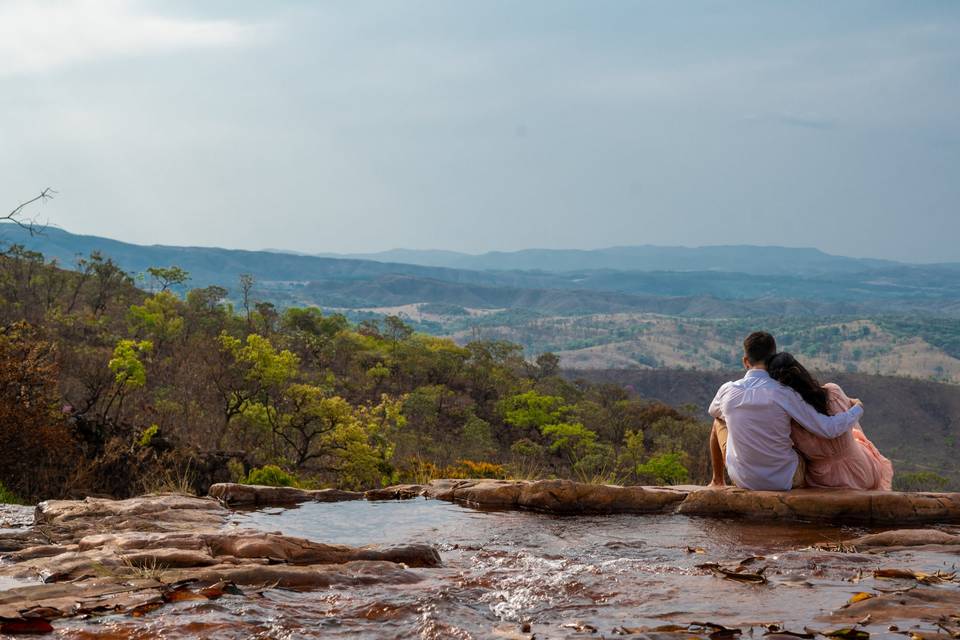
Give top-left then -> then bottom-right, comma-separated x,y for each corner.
384,315 -> 414,343
214,332 -> 299,447
128,291 -> 184,351
239,274 -> 255,326
636,452 -> 689,485
146,266 -> 190,293
0,322 -> 77,501
104,339 -> 153,422
502,391 -> 568,432
535,352 -> 561,379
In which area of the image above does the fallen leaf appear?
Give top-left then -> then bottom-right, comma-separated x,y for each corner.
823,628 -> 869,640
763,630 -> 814,639
711,566 -> 768,584
874,568 -> 956,585
200,581 -> 244,599
164,588 -> 208,602
873,568 -> 915,580
129,601 -> 164,617
689,621 -> 743,639
848,592 -> 874,604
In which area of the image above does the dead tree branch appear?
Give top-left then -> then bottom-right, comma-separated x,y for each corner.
2,188 -> 57,236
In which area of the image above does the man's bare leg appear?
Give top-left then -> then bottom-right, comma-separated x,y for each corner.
708,419 -> 726,488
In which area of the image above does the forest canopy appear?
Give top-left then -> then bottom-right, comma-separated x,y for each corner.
0,242 -> 712,502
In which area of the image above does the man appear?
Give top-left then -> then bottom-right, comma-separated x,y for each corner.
708,331 -> 863,491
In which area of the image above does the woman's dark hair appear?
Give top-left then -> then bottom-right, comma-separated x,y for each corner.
767,352 -> 830,415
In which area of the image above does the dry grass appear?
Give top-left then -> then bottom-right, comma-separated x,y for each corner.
119,554 -> 169,581
140,459 -> 197,496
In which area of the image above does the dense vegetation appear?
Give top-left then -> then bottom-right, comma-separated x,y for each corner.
0,244 -> 712,503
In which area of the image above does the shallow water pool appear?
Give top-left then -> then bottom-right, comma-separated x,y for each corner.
56,498 -> 960,639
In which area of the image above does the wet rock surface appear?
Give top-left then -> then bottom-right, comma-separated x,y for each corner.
208,483 -> 365,506
212,479 -> 960,524
413,479 -> 960,524
5,485 -> 960,637
0,494 -> 440,632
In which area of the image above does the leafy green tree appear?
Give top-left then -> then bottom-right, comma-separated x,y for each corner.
108,339 -> 153,390
146,266 -> 190,292
636,452 -> 689,485
214,333 -> 299,446
502,391 -> 568,432
128,291 -> 184,350
541,422 -> 598,461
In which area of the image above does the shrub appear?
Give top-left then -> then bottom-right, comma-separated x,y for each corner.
243,465 -> 299,487
893,471 -> 950,492
138,424 -> 159,448
450,459 -> 507,479
636,452 -> 689,485
0,481 -> 23,505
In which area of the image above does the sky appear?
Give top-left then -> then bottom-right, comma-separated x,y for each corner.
1,1 -> 958,262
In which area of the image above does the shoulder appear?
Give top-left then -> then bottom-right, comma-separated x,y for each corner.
822,382 -> 852,408
822,382 -> 846,399
715,380 -> 735,393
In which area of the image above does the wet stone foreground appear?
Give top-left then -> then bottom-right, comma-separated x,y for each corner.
0,481 -> 959,639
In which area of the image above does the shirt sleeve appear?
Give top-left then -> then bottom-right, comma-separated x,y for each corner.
775,386 -> 863,439
708,383 -> 729,419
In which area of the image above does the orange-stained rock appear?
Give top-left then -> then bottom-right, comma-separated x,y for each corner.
208,483 -> 364,506
847,528 -> 960,549
0,493 -> 442,627
184,560 -> 425,588
364,484 -> 425,500
676,486 -> 960,524
409,479 -> 960,524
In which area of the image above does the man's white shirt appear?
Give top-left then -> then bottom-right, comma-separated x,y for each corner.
709,369 -> 863,491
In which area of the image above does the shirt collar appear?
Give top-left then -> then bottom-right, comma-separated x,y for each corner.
744,369 -> 771,379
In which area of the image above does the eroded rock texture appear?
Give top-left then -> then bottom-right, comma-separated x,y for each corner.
0,494 -> 440,629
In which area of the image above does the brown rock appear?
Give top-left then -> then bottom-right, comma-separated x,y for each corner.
364,484 -> 425,500
847,528 -> 960,549
0,493 -> 442,625
677,487 -> 960,523
418,479 -> 960,524
208,483 -> 364,506
423,479 -> 686,514
184,560 -> 424,588
518,480 -> 687,514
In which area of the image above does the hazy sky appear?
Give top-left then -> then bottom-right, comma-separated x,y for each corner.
1,1 -> 958,261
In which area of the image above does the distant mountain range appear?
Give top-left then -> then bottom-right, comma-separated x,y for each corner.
3,224 -> 960,316
311,245 -> 902,276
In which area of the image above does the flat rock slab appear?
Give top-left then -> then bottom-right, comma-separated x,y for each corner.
208,479 -> 960,524
414,479 -> 960,524
208,483 -> 364,506
0,493 -> 441,628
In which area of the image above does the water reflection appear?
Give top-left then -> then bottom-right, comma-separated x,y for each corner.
54,499 -> 952,638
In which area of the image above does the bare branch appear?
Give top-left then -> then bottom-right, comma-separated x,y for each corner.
2,188 -> 57,236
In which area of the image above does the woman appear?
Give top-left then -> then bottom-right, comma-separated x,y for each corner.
767,352 -> 893,491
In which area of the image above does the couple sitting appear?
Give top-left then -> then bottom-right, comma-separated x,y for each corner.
708,331 -> 893,491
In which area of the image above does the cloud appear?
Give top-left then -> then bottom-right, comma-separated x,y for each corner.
0,0 -> 261,76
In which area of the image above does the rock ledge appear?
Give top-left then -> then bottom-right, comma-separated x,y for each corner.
209,480 -> 960,524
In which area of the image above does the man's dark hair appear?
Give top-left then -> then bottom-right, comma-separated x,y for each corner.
743,331 -> 776,365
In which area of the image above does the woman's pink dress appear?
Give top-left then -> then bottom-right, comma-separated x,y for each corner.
790,383 -> 894,490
